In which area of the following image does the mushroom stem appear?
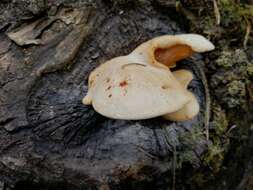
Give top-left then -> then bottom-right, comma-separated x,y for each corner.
154,45 -> 193,68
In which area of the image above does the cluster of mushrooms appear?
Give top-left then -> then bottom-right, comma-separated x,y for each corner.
83,34 -> 214,121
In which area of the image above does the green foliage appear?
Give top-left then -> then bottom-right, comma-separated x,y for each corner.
220,0 -> 253,22
204,143 -> 224,173
210,48 -> 252,109
247,65 -> 253,78
178,0 -> 253,46
176,125 -> 206,169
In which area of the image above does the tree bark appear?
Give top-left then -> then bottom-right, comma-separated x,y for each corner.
0,1 -> 252,190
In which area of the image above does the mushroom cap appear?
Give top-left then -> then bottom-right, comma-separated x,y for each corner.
83,34 -> 214,121
163,69 -> 199,121
163,91 -> 200,121
83,62 -> 191,120
172,69 -> 193,88
83,56 -> 134,105
130,34 -> 215,68
149,34 -> 215,52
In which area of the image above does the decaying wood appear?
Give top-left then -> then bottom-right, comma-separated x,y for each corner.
0,1 -> 211,189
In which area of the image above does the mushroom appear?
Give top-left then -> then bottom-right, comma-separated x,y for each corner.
163,70 -> 200,121
83,34 -> 214,121
130,34 -> 214,68
83,59 -> 190,120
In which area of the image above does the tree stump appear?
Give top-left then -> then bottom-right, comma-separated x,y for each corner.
0,1 -> 218,189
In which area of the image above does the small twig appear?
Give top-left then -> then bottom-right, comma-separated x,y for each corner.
133,144 -> 158,160
226,125 -> 237,135
172,144 -> 176,190
243,22 -> 251,49
213,0 -> 221,25
194,61 -> 210,141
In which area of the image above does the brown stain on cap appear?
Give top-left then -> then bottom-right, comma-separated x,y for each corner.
119,81 -> 128,87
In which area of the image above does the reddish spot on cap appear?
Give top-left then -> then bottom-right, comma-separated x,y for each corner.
119,81 -> 128,87
161,85 -> 169,90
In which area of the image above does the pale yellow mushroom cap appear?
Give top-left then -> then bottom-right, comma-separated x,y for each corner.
130,34 -> 215,68
83,34 -> 214,121
163,91 -> 200,121
172,69 -> 194,88
83,56 -> 133,105
83,62 -> 190,120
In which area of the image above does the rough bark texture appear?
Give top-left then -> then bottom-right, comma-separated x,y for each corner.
0,1 -> 210,189
0,0 -> 252,190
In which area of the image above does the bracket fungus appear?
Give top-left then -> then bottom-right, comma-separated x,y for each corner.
83,34 -> 214,121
